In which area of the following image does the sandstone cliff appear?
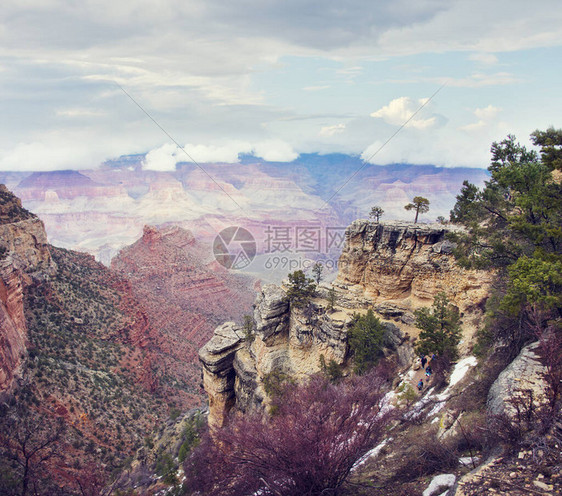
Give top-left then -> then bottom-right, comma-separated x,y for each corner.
200,283 -> 412,428
336,220 -> 493,348
0,185 -> 54,392
200,221 -> 493,428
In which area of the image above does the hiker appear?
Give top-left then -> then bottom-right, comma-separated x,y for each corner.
425,366 -> 432,380
417,379 -> 424,391
421,355 -> 427,368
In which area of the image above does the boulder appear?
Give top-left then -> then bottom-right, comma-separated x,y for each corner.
487,342 -> 548,418
422,473 -> 456,496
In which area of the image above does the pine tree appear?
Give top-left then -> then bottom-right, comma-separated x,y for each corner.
415,293 -> 461,361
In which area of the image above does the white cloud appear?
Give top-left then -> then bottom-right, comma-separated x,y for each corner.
56,107 -> 105,118
460,105 -> 501,131
142,140 -> 297,169
474,105 -> 501,120
0,140 -> 105,171
469,53 -> 498,65
445,72 -> 520,88
142,143 -> 180,171
370,97 -> 437,129
319,123 -> 346,137
252,140 -> 298,162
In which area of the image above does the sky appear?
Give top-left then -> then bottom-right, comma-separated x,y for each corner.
1,0 -> 561,171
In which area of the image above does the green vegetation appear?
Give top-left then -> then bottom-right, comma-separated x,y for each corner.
0,185 -> 34,225
319,354 -> 343,383
285,270 -> 316,308
414,292 -> 462,361
311,262 -> 323,284
178,413 -> 204,463
241,314 -> 255,343
369,205 -> 384,222
449,129 -> 562,349
263,369 -> 295,400
326,287 -> 337,312
404,196 -> 430,223
348,309 -> 386,374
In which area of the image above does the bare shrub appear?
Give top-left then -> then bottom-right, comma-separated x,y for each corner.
184,371 -> 393,496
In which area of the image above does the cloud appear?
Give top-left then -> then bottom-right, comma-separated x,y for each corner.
444,72 -> 520,88
0,140 -> 107,171
370,97 -> 437,129
142,143 -> 180,171
252,140 -> 298,162
469,53 -> 498,65
303,85 -> 330,91
319,124 -> 346,137
474,105 -> 501,120
460,105 -> 501,131
142,140 -> 297,170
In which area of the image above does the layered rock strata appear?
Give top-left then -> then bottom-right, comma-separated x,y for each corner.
200,221 -> 493,427
200,284 -> 411,428
0,185 -> 54,392
336,221 -> 493,349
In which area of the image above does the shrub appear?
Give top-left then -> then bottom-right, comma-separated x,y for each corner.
184,371 -> 393,496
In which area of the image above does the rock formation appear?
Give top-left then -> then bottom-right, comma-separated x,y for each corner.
336,220 -> 493,348
487,342 -> 548,418
200,221 -> 493,427
111,224 -> 256,410
0,185 -> 54,392
201,283 -> 412,428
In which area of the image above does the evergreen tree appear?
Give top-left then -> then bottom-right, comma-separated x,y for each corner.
369,205 -> 384,222
415,293 -> 461,361
405,196 -> 430,223
348,309 -> 386,374
311,262 -> 323,284
449,130 -> 562,316
285,270 -> 316,308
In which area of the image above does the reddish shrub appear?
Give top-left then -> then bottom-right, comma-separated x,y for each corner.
184,371 -> 393,496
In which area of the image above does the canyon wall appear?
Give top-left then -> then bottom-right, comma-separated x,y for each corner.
336,220 -> 493,345
0,185 -> 54,392
200,221 -> 493,427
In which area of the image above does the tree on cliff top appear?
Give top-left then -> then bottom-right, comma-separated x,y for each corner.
404,196 -> 430,223
183,371 -> 392,496
369,205 -> 384,222
285,270 -> 316,308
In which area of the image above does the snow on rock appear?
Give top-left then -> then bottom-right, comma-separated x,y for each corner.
448,356 -> 477,389
352,438 -> 392,470
422,473 -> 456,496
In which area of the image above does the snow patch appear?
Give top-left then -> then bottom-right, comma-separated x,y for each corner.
352,437 -> 392,470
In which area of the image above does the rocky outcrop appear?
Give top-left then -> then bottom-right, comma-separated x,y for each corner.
0,185 -> 54,392
201,283 -> 412,428
0,260 -> 27,392
487,342 -> 548,418
0,185 -> 52,274
199,323 -> 244,428
337,221 -> 493,348
338,221 -> 489,306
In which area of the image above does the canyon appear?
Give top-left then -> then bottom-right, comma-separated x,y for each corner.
0,156 -> 489,281
200,220 -> 493,428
